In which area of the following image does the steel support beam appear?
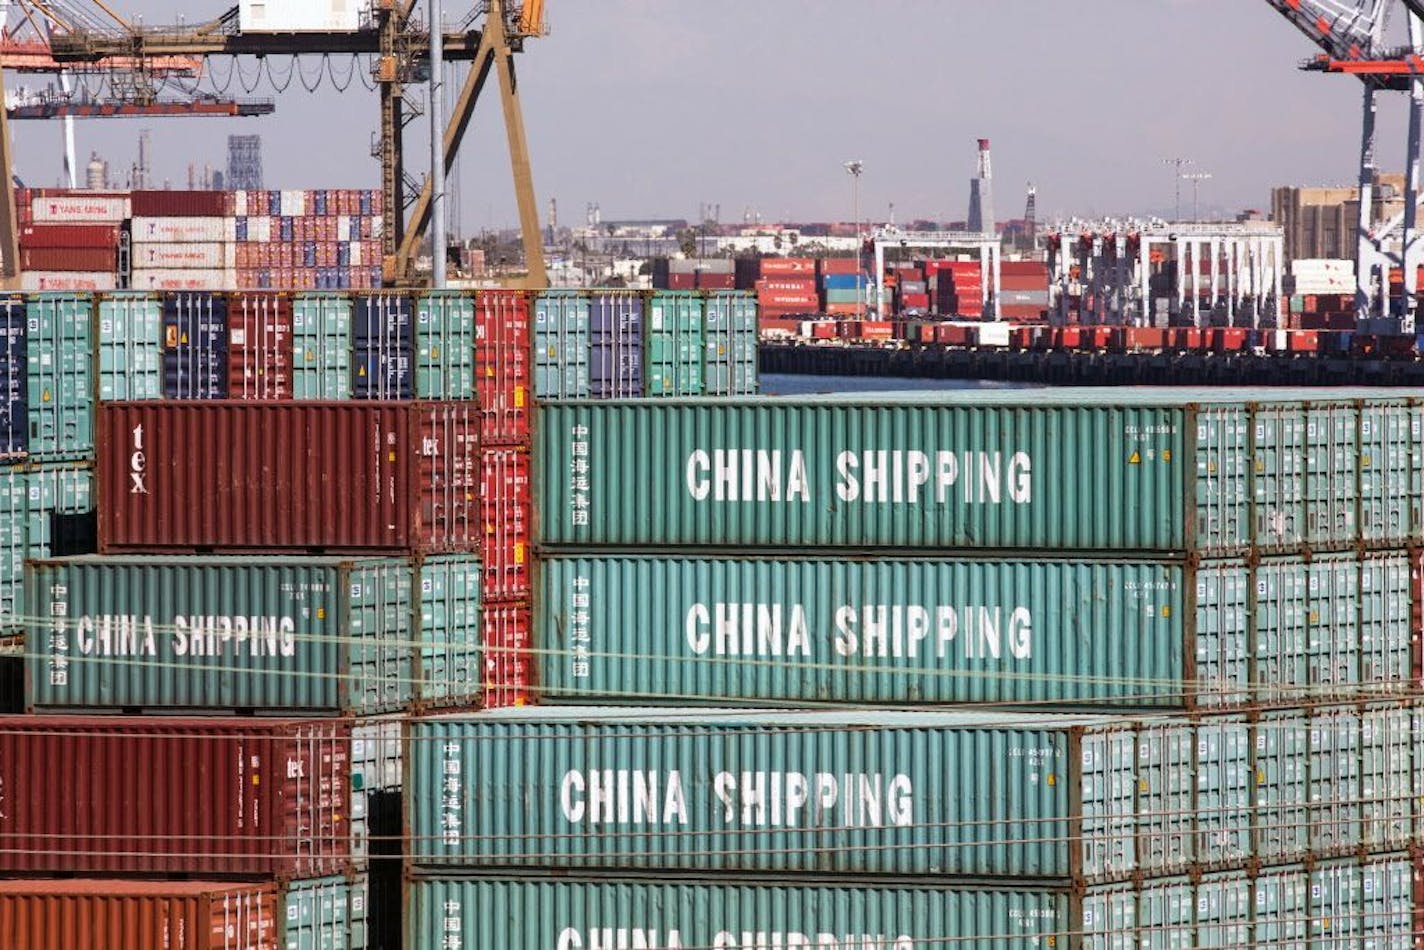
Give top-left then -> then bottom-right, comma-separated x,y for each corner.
378,2 -> 407,279
0,62 -> 19,290
1404,14 -> 1424,333
1356,82 -> 1379,320
491,0 -> 547,289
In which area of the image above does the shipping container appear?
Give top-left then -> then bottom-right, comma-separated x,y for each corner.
30,193 -> 129,223
228,293 -> 293,400
19,271 -> 117,292
130,189 -> 232,217
482,600 -> 532,708
130,216 -> 232,244
352,293 -> 412,400
292,292 -> 353,399
645,291 -> 704,397
409,705 -> 1422,878
26,292 -> 93,460
588,290 -> 643,399
532,290 -> 591,398
535,390 -> 1424,554
162,292 -> 228,398
23,553 -> 480,713
133,241 -> 231,269
704,291 -> 758,396
406,856 -> 1418,949
18,223 -> 120,248
482,447 -> 531,601
350,716 -> 404,868
131,268 -> 237,291
534,550 -> 1415,708
416,290 -> 476,400
0,463 -> 93,621
0,880 -> 280,949
476,290 -> 531,444
98,292 -> 163,400
283,876 -> 366,950
98,401 -> 480,553
0,295 -> 25,460
19,246 -> 116,271
0,716 -> 350,876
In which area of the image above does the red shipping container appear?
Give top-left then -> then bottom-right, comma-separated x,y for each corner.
98,401 -> 480,553
809,322 -> 839,339
758,317 -> 802,335
756,279 -> 817,294
1119,327 -> 1168,350
820,258 -> 860,276
854,320 -> 895,341
482,447 -> 531,601
129,190 -> 232,217
18,223 -> 120,249
696,273 -> 736,290
758,293 -> 820,309
825,303 -> 865,317
228,293 -> 294,400
18,247 -> 116,271
668,273 -> 696,290
0,880 -> 280,949
935,324 -> 974,346
1212,328 -> 1249,352
0,717 -> 350,877
476,290 -> 531,446
484,600 -> 532,708
901,293 -> 931,309
759,258 -> 817,277
1001,261 -> 1049,278
1289,330 -> 1321,353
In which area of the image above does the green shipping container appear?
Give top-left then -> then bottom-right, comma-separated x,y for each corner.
535,551 -> 1416,708
408,855 -> 1417,949
0,464 -> 92,620
408,705 -> 1423,879
23,554 -> 481,713
97,292 -> 162,401
536,389 -> 1423,553
284,875 -> 368,950
704,291 -> 758,396
293,293 -> 353,399
26,292 -> 93,461
645,292 -> 705,397
416,291 -> 476,399
533,290 -> 591,398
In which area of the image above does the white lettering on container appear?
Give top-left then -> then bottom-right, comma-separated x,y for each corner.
686,450 -> 810,503
712,772 -> 913,828
836,451 -> 1032,504
685,604 -> 810,657
129,424 -> 148,494
560,770 -> 689,826
69,614 -> 298,657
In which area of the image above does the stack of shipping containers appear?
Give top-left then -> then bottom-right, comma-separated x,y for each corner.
399,388 -> 1424,946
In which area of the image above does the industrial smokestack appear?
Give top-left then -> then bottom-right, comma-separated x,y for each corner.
966,138 -> 995,237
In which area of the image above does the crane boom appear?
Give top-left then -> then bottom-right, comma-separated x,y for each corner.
1260,0 -> 1388,59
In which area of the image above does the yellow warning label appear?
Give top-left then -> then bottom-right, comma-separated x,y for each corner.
1161,606 -> 1171,618
316,607 -> 326,620
1140,778 -> 1149,793
1207,461 -> 1217,475
1362,454 -> 1372,468
514,542 -> 526,564
1162,449 -> 1171,462
1256,769 -> 1266,784
388,451 -> 397,462
252,775 -> 260,786
179,332 -> 189,345
1129,451 -> 1141,465
357,365 -> 367,377
1255,459 -> 1265,473
1045,773 -> 1056,786
515,386 -> 526,408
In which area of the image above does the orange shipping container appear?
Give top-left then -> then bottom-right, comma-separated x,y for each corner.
759,258 -> 817,277
0,880 -> 280,949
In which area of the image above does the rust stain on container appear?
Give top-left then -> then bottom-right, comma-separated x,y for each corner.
0,879 -> 279,948
0,716 -> 351,877
98,401 -> 480,553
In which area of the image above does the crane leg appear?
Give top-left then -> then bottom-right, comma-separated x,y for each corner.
1356,83 -> 1379,323
494,22 -> 546,289
1403,16 -> 1424,334
0,62 -> 19,290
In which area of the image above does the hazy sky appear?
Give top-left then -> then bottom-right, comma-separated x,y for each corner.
7,0 -> 1414,231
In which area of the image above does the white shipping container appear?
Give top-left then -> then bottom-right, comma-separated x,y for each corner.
238,0 -> 365,32
280,189 -> 307,217
977,322 -> 1011,347
132,242 -> 231,269
20,270 -> 117,291
337,217 -> 352,242
244,217 -> 273,243
1292,258 -> 1354,273
350,242 -> 363,267
234,191 -> 248,216
130,216 -> 231,244
130,268 -> 236,291
30,194 -> 130,223
371,215 -> 384,238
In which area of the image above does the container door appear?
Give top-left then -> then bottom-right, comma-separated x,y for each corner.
1193,562 -> 1248,708
1253,407 -> 1305,550
1251,711 -> 1309,864
1135,723 -> 1194,874
1080,731 -> 1137,879
1194,718 -> 1250,866
98,292 -> 162,401
1193,405 -> 1248,554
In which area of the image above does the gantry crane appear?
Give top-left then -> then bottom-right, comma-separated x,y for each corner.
1264,0 -> 1424,329
1,0 -> 547,289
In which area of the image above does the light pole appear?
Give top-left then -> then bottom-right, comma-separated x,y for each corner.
1163,157 -> 1193,222
844,160 -> 864,314
1182,172 -> 1212,221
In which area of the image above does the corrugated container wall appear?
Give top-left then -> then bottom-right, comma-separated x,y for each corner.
0,465 -> 93,620
409,706 -> 1424,880
97,402 -> 481,553
98,292 -> 163,400
416,291 -> 476,399
0,716 -> 351,876
535,391 -> 1424,553
23,554 -> 481,713
533,290 -> 591,398
292,292 -> 353,399
408,855 -> 1421,950
0,295 -> 24,460
283,876 -> 365,950
482,447 -> 531,601
534,551 -> 1417,708
26,293 -> 93,460
352,293 -> 412,400
476,290 -> 531,444
0,880 -> 280,950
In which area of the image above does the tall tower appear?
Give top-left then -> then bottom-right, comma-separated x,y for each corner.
966,138 -> 995,236
1023,182 -> 1037,250
226,135 -> 263,191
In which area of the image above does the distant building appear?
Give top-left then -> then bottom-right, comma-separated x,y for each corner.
1272,174 -> 1405,261
227,135 -> 263,191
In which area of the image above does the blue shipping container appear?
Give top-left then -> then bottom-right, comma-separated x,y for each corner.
161,293 -> 228,399
588,291 -> 643,398
353,294 -> 413,400
0,296 -> 25,461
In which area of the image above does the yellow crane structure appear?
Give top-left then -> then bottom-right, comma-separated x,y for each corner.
0,0 -> 548,289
